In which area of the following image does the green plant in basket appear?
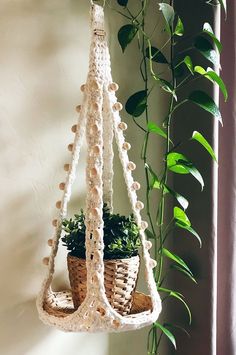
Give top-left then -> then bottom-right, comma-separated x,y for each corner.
62,204 -> 140,259
62,204 -> 141,314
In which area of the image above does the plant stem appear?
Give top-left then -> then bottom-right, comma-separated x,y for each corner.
156,3 -> 175,288
138,0 -> 157,242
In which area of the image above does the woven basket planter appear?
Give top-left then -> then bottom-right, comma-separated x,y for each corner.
67,254 -> 140,316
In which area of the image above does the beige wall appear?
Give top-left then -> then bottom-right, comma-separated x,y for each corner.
0,1 -> 166,354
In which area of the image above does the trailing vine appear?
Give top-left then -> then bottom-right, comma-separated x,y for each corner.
94,0 -> 227,353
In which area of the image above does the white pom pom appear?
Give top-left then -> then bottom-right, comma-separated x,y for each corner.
108,82 -> 119,92
67,143 -> 74,152
150,259 -> 157,269
122,142 -> 131,150
42,257 -> 49,266
71,124 -> 77,133
80,84 -> 86,92
136,201 -> 144,210
55,201 -> 62,209
145,240 -> 152,250
76,105 -> 82,113
141,221 -> 148,230
47,239 -> 54,247
118,122 -> 127,130
113,102 -> 123,111
64,164 -> 70,171
52,219 -> 58,227
127,162 -> 136,171
59,182 -> 65,190
132,181 -> 141,190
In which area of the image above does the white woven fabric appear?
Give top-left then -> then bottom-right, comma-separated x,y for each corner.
36,4 -> 162,332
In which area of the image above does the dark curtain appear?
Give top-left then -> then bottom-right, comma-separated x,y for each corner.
217,2 -> 236,354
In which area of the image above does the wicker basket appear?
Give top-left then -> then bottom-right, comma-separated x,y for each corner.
67,254 -> 140,316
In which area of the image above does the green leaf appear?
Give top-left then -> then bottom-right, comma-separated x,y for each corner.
203,23 -> 222,53
205,70 -> 228,102
117,0 -> 128,6
118,24 -> 137,52
176,221 -> 202,247
194,36 -> 219,67
154,322 -> 177,349
183,56 -> 194,74
169,292 -> 192,324
162,248 -> 191,273
194,66 -> 228,101
189,90 -> 222,124
158,287 -> 183,298
146,46 -> 168,64
164,323 -> 191,338
167,152 -> 204,190
179,160 -> 204,190
167,153 -> 189,174
192,130 -> 217,162
147,121 -> 167,139
175,16 -> 184,36
159,3 -> 175,34
158,286 -> 192,324
174,206 -> 191,226
125,90 -> 147,117
164,184 -> 189,210
170,264 -> 197,284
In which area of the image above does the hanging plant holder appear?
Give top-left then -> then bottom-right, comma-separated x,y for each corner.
37,3 -> 162,332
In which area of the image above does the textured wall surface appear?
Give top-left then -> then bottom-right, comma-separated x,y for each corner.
0,1 -> 166,355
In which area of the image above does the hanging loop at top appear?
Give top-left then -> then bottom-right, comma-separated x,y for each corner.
91,3 -> 106,37
90,0 -> 106,8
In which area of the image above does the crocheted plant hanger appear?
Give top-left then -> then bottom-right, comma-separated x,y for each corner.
36,3 -> 162,332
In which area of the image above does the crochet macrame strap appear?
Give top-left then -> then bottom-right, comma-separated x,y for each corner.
36,4 -> 162,332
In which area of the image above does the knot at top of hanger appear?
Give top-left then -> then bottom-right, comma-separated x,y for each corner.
91,1 -> 106,37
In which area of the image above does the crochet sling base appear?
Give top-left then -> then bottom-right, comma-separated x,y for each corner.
36,3 -> 162,333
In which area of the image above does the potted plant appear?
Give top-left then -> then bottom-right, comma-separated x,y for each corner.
62,204 -> 141,315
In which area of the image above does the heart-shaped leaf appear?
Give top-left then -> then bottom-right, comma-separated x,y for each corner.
170,264 -> 197,284
154,322 -> 177,349
183,56 -> 194,74
174,206 -> 191,226
159,3 -> 175,34
174,207 -> 202,247
194,36 -> 219,67
117,0 -> 128,6
125,90 -> 147,117
147,121 -> 167,139
167,153 -> 204,190
192,131 -> 217,162
146,46 -> 168,64
167,153 -> 189,174
162,248 -> 191,273
203,23 -> 222,53
175,16 -> 184,36
118,24 -> 137,52
188,90 -> 222,124
194,66 -> 228,101
164,184 -> 189,210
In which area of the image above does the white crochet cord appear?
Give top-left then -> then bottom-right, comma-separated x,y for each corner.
36,4 -> 161,332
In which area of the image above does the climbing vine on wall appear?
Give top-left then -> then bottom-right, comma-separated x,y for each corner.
95,0 -> 227,353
